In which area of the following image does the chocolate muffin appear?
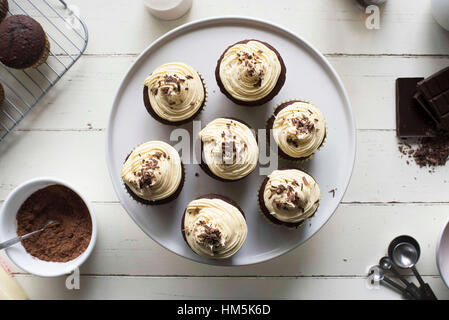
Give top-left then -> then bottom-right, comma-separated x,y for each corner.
258,169 -> 321,228
215,39 -> 286,106
0,82 -> 4,107
143,62 -> 207,125
0,15 -> 50,69
121,141 -> 185,205
199,117 -> 259,182
266,100 -> 327,161
0,0 -> 8,23
181,194 -> 247,259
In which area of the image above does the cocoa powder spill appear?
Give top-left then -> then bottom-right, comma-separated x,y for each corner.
16,185 -> 92,262
398,131 -> 449,170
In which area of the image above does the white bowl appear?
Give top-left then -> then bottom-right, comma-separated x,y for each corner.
437,216 -> 449,288
0,177 -> 97,277
431,0 -> 449,31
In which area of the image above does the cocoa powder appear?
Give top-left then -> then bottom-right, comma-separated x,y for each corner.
16,185 -> 92,262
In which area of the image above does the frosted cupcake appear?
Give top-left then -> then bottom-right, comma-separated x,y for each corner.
143,62 -> 206,125
121,141 -> 184,205
266,100 -> 326,161
181,194 -> 247,259
258,169 -> 321,228
215,39 -> 286,106
199,117 -> 259,182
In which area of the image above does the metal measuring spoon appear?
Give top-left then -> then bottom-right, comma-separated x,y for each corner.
379,256 -> 421,299
388,235 -> 437,300
369,265 -> 416,300
0,220 -> 57,250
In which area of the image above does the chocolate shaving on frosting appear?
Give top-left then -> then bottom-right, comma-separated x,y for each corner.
198,224 -> 222,247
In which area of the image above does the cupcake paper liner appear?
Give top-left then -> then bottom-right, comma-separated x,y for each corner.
122,146 -> 186,206
28,35 -> 50,70
266,98 -> 328,164
256,169 -> 321,230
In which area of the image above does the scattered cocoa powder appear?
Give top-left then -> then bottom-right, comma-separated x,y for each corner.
16,185 -> 92,262
398,131 -> 449,169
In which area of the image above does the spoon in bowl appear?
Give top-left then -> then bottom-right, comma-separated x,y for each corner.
0,220 -> 57,250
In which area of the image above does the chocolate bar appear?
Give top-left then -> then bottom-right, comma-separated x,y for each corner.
430,89 -> 449,116
396,78 -> 436,137
417,66 -> 449,101
415,66 -> 449,130
414,92 -> 440,125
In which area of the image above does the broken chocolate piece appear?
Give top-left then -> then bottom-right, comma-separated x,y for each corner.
396,78 -> 436,138
417,66 -> 449,101
414,92 -> 440,125
430,89 -> 449,117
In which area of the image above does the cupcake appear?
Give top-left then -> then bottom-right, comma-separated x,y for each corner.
121,141 -> 184,205
143,62 -> 206,125
0,15 -> 50,69
266,100 -> 326,161
199,117 -> 259,182
215,39 -> 286,106
0,0 -> 8,23
258,169 -> 321,228
181,194 -> 247,259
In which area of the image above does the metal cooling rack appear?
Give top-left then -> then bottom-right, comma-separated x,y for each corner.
0,0 -> 88,142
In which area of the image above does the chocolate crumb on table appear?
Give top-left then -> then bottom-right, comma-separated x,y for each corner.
398,131 -> 449,169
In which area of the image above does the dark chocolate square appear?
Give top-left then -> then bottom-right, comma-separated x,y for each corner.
430,89 -> 449,116
414,92 -> 440,125
396,78 -> 436,138
417,66 -> 449,101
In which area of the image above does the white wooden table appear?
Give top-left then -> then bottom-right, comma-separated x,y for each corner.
1,0 -> 449,300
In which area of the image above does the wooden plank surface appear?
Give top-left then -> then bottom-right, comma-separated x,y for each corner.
1,130 -> 448,203
70,0 -> 449,56
12,275 -> 449,300
1,0 -> 449,299
2,202 -> 448,277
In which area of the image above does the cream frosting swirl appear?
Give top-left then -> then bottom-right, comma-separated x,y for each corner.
199,118 -> 259,180
183,197 -> 247,259
121,141 -> 182,201
144,62 -> 205,122
263,169 -> 320,224
272,102 -> 326,158
219,40 -> 281,102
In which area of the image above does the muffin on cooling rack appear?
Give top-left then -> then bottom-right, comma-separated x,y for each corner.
121,140 -> 185,205
199,117 -> 259,182
0,15 -> 50,69
258,168 -> 321,228
215,39 -> 286,106
143,62 -> 207,125
0,82 -> 4,107
181,194 -> 247,259
0,0 -> 8,23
